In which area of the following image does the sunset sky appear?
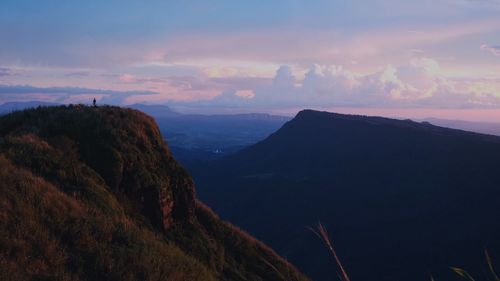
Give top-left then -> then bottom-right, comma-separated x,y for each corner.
1,0 -> 500,120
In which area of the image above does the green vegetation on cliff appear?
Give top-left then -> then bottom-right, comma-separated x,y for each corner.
0,105 -> 308,281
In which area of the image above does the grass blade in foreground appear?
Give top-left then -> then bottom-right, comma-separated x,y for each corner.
309,222 -> 351,281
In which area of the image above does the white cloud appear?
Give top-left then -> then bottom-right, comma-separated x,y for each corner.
235,90 -> 255,99
3,58 -> 500,110
188,58 -> 500,109
481,44 -> 500,56
0,85 -> 156,105
0,67 -> 16,77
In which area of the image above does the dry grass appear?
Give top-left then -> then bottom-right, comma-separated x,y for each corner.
450,250 -> 499,281
308,221 -> 499,281
309,222 -> 351,281
192,201 -> 310,281
0,105 -> 311,281
0,151 -> 215,281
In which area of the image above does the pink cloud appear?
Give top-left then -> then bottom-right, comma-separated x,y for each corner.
183,58 -> 500,109
481,44 -> 500,56
119,74 -> 138,83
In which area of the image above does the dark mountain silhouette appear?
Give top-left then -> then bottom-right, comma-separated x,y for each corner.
192,109 -> 500,281
128,104 -> 180,118
0,105 -> 309,281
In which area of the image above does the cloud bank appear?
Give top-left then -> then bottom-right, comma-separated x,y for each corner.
0,68 -> 16,77
0,85 -> 156,104
182,58 -> 500,109
2,57 -> 499,110
481,44 -> 500,56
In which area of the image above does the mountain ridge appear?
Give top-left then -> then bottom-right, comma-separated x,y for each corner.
193,109 -> 500,281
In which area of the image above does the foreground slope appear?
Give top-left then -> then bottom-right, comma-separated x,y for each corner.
0,105 -> 308,281
193,109 -> 500,281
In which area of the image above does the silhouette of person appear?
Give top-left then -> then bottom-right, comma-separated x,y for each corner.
93,98 -> 97,107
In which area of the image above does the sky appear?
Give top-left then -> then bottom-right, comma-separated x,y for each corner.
1,0 -> 500,120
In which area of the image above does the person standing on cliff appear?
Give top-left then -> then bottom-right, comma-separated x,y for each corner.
93,98 -> 97,107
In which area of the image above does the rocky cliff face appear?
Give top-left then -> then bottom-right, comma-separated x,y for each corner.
0,105 -> 193,231
0,105 -> 309,281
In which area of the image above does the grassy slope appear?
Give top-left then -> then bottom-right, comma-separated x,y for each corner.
0,155 -> 214,281
0,105 -> 309,281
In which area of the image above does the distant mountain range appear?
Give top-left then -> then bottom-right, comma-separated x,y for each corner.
192,109 -> 500,281
422,117 -> 500,137
128,104 -> 290,163
153,112 -> 290,163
